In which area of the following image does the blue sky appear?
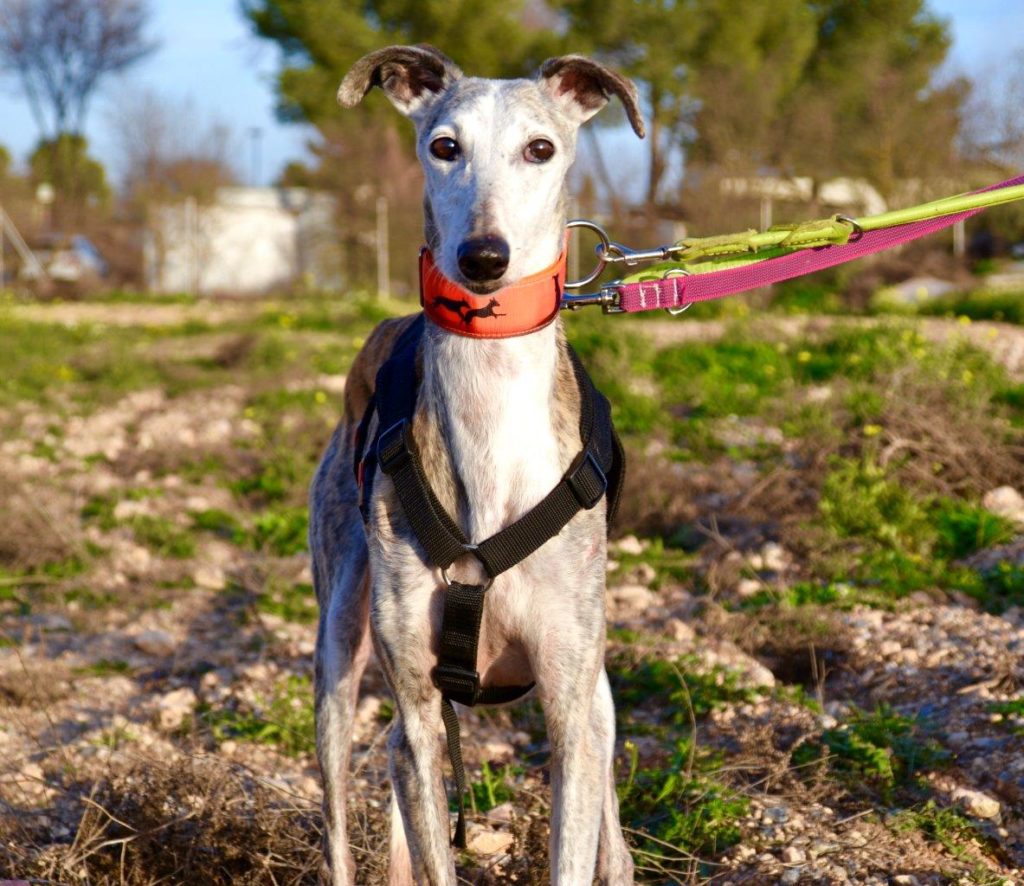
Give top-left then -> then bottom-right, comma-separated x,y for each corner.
0,0 -> 1022,186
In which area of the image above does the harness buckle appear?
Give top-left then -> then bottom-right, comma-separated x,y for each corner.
433,662 -> 481,706
567,450 -> 607,510
377,420 -> 411,474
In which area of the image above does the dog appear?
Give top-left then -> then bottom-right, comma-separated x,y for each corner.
309,45 -> 645,885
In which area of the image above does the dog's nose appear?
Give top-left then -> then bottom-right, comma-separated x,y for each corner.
457,236 -> 510,282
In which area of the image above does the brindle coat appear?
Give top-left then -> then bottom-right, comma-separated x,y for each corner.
309,45 -> 644,886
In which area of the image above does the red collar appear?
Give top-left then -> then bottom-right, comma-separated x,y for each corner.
420,247 -> 566,338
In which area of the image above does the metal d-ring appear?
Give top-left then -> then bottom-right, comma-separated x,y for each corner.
565,218 -> 611,289
441,560 -> 494,591
662,268 -> 694,316
835,214 -> 864,243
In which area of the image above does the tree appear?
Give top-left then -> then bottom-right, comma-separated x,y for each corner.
29,133 -> 109,207
242,0 -> 565,127
0,143 -> 10,181
0,0 -> 157,138
107,89 -> 239,207
779,0 -> 962,200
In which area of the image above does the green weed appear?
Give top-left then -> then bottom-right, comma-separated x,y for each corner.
74,659 -> 133,678
794,704 -> 947,798
618,739 -> 748,858
467,762 -> 519,813
257,581 -> 317,624
129,516 -> 196,559
199,674 -> 315,758
611,654 -> 762,728
249,508 -> 309,557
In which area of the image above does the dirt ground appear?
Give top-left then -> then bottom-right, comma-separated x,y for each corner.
1,296 -> 1022,885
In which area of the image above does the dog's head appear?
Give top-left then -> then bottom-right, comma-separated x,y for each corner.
339,45 -> 644,294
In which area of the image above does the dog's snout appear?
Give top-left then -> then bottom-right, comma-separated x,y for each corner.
457,236 -> 510,282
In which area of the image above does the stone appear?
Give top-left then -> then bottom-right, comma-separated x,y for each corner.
779,869 -> 803,885
610,584 -> 657,614
665,617 -> 695,643
781,846 -> 805,864
633,562 -> 657,585
467,828 -> 514,856
193,564 -> 227,591
156,687 -> 197,730
134,629 -> 176,657
613,534 -> 646,556
736,578 -> 763,598
759,542 -> 788,572
953,787 -> 1001,819
486,802 -> 514,823
982,486 -> 1024,523
763,805 -> 789,824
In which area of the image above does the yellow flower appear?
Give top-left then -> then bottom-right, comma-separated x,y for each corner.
957,314 -> 971,325
797,350 -> 812,363
863,424 -> 883,437
314,390 -> 327,404
961,370 -> 973,384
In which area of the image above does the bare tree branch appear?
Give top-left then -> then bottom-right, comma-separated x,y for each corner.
0,0 -> 158,139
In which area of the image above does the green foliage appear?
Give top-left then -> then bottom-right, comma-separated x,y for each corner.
794,704 -> 947,797
74,659 -> 133,678
893,802 -> 997,873
819,455 -> 933,555
922,289 -> 1024,326
611,654 -> 762,728
618,739 -> 748,857
128,516 -> 196,559
242,0 -> 564,126
250,507 -> 309,557
257,581 -> 317,624
200,674 -> 315,758
933,501 -> 1015,560
467,762 -> 519,813
30,133 -> 110,205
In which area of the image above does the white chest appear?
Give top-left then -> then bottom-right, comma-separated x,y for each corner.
425,326 -> 563,542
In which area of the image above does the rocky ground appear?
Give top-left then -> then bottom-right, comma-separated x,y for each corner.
1,294 -> 1022,884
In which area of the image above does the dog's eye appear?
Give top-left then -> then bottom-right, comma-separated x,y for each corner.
524,138 -> 555,164
430,137 -> 460,162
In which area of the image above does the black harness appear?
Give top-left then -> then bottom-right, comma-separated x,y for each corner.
353,314 -> 625,846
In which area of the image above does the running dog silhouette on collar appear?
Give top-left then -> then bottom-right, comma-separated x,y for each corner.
309,44 -> 644,885
460,297 -> 506,324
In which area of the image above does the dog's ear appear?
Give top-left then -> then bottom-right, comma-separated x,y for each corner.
338,44 -> 462,117
538,55 -> 645,138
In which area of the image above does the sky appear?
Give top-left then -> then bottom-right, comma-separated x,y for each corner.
0,0 -> 1022,187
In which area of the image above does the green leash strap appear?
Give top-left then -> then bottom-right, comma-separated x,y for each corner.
622,181 -> 1024,282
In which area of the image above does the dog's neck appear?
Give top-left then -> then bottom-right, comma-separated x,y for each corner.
420,293 -> 575,548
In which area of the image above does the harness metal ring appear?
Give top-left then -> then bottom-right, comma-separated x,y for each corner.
662,268 -> 694,316
565,218 -> 610,290
835,214 -> 864,243
441,565 -> 494,592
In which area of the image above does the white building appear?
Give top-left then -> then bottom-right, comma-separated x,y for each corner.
146,187 -> 340,294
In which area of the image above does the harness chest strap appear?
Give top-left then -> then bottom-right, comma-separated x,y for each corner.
353,314 -> 624,846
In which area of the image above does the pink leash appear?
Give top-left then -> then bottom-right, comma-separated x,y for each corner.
608,174 -> 1024,314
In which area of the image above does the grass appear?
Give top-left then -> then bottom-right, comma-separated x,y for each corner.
198,674 -> 315,758
611,653 -> 764,728
793,704 -> 948,800
618,738 -> 749,860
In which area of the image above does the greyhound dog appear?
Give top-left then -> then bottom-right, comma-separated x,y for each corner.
309,45 -> 645,885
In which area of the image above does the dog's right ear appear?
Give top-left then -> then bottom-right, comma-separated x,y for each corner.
338,45 -> 462,118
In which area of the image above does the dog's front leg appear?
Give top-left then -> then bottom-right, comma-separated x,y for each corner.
314,548 -> 372,886
387,696 -> 456,886
536,630 -> 609,885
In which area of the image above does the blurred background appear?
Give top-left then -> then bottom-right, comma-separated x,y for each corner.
0,0 -> 1023,301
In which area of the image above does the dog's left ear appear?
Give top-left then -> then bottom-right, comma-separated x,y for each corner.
338,44 -> 462,118
538,56 -> 645,138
